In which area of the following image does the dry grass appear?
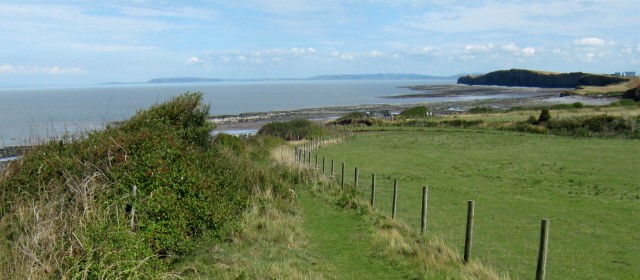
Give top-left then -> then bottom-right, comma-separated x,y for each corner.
172,187 -> 324,279
574,77 -> 640,96
0,160 -> 106,279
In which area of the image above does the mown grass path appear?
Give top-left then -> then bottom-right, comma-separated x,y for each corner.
298,189 -> 407,279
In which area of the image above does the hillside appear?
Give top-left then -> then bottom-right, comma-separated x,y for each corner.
457,69 -> 627,88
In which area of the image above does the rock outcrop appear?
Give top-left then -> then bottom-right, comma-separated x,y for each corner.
457,69 -> 626,88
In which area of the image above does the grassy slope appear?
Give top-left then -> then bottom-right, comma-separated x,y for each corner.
574,77 -> 640,96
314,130 -> 639,279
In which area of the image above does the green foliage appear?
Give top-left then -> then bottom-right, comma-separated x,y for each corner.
258,119 -> 324,140
439,118 -> 484,127
550,102 -> 585,110
538,109 -> 551,123
214,133 -> 246,155
399,106 -> 428,118
0,93 -> 288,278
468,106 -> 498,114
333,112 -> 378,126
613,98 -> 639,107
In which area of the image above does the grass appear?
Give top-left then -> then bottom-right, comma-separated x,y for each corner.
574,77 -> 640,96
313,129 -> 640,279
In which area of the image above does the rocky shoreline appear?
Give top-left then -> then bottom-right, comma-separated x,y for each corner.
212,87 -> 617,132
2,85 -> 620,163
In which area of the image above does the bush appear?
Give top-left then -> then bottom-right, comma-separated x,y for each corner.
333,112 -> 378,126
0,93 -> 286,278
214,133 -> 246,155
258,119 -> 324,140
538,109 -> 552,123
399,106 -> 428,118
468,106 -> 498,114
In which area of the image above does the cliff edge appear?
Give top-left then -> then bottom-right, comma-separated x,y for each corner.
457,69 -> 627,88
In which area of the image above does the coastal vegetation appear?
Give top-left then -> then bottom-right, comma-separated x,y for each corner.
2,90 -> 639,279
399,105 -> 429,118
257,118 -> 325,140
457,68 -> 638,97
0,93 -> 293,278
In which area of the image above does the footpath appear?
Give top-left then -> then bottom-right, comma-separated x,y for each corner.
297,189 -> 407,279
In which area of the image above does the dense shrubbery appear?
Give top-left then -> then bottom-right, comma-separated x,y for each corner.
258,118 -> 324,140
0,93 -> 290,278
399,106 -> 428,118
512,114 -> 640,138
468,106 -> 499,114
333,112 -> 379,126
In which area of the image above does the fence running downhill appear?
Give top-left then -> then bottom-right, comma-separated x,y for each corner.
294,136 -> 551,280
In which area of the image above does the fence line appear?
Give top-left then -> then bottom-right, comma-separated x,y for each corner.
294,135 -> 552,275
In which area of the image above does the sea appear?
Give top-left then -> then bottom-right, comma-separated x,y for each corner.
0,79 -> 537,147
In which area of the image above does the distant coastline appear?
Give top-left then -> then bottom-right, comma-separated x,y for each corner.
101,73 -> 459,85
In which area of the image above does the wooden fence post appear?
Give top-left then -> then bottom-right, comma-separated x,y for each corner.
331,160 -> 335,179
536,219 -> 550,280
315,154 -> 318,168
392,179 -> 398,219
130,185 -> 137,229
322,156 -> 326,175
464,200 -> 475,264
354,167 -> 359,192
341,162 -> 346,190
307,151 -> 311,165
421,186 -> 428,234
370,174 -> 376,207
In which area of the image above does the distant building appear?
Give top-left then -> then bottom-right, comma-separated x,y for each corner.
613,71 -> 637,77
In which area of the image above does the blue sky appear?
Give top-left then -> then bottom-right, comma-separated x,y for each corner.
0,0 -> 638,86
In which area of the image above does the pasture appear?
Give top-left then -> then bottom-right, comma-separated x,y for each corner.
314,129 -> 639,279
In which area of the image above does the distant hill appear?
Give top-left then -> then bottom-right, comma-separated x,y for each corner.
457,69 -> 627,88
307,73 -> 455,80
147,77 -> 223,83
140,74 -> 456,84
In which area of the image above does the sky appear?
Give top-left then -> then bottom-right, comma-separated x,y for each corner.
0,0 -> 639,87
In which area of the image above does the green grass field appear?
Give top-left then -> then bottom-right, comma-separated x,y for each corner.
313,129 -> 639,279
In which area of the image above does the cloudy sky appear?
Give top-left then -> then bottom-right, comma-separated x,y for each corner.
1,0 -> 638,86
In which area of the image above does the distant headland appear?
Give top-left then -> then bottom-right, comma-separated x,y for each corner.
457,69 -> 639,97
457,69 -> 627,88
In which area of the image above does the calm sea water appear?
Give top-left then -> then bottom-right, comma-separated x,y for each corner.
0,79 -> 551,147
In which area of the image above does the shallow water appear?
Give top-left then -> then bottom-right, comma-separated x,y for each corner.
0,79 -> 554,146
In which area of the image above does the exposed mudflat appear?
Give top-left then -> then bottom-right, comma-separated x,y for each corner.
388,84 -> 567,98
212,84 -> 618,132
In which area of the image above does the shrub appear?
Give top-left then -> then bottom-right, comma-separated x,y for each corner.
258,119 -> 324,140
538,109 -> 551,123
333,112 -> 378,126
468,106 -> 498,114
399,106 -> 428,118
214,133 -> 246,155
0,93 -> 285,278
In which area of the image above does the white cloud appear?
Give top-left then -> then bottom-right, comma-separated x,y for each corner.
574,37 -> 607,47
500,43 -> 536,56
521,47 -> 536,56
464,44 -> 494,53
190,47 -> 320,65
367,50 -> 385,58
185,57 -> 200,65
0,64 -> 86,75
331,51 -> 355,61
